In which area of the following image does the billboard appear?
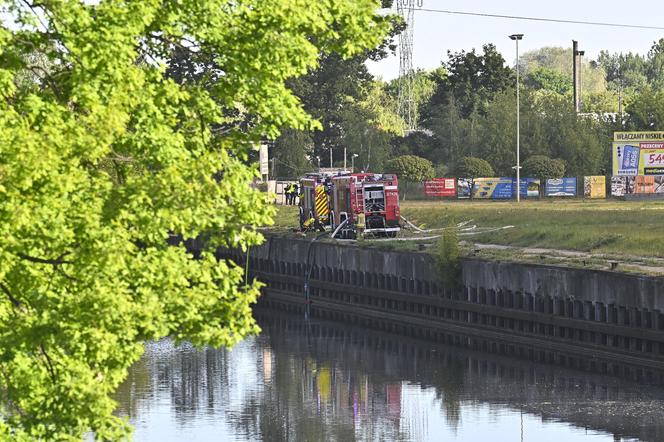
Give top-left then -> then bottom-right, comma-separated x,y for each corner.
520,178 -> 541,198
612,175 -> 664,196
545,178 -> 577,197
631,176 -> 664,194
584,176 -> 606,198
611,176 -> 627,197
613,132 -> 664,176
468,177 -> 539,199
471,177 -> 512,199
457,178 -> 472,199
424,178 -> 456,197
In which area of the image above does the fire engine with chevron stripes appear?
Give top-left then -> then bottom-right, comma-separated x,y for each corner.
299,172 -> 401,239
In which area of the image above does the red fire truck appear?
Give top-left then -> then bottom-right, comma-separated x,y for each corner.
299,172 -> 401,238
330,173 -> 400,238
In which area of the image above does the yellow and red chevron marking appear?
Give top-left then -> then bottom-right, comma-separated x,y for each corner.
315,185 -> 329,217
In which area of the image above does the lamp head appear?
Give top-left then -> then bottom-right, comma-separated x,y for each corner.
509,34 -> 524,41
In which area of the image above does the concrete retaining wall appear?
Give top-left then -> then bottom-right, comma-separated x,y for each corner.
222,234 -> 664,365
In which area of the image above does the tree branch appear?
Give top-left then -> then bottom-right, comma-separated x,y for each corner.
0,282 -> 22,308
17,252 -> 71,265
39,344 -> 57,382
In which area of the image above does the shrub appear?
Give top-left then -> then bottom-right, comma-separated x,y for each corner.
452,156 -> 495,178
385,155 -> 435,182
434,223 -> 461,288
521,155 -> 566,179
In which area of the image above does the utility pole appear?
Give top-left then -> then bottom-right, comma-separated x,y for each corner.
510,34 -> 524,202
618,79 -> 624,121
573,40 -> 585,113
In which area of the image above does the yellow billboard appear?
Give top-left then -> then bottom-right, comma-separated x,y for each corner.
613,132 -> 664,176
584,176 -> 606,199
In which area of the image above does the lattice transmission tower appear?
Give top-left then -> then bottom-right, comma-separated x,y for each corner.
395,0 -> 422,132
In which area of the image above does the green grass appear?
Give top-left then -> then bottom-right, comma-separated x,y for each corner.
401,199 -> 664,258
270,205 -> 300,231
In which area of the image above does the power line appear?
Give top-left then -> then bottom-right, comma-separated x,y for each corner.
416,8 -> 664,31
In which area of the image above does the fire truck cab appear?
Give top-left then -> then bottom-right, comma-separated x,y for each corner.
331,173 -> 400,238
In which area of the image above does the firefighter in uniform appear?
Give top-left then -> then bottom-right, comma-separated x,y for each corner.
356,212 -> 366,238
285,182 -> 294,205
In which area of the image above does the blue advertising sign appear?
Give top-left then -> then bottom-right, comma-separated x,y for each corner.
468,177 -> 541,199
545,178 -> 577,197
513,178 -> 541,198
492,178 -> 514,199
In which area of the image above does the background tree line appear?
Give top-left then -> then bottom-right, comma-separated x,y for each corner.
272,36 -> 664,180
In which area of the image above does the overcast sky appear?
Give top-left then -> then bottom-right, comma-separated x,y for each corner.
367,0 -> 664,79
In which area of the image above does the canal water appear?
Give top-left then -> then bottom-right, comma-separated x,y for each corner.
115,308 -> 664,442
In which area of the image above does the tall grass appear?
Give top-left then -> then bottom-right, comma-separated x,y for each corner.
402,200 -> 664,257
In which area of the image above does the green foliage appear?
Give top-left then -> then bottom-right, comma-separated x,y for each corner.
273,129 -> 314,179
385,155 -> 435,183
0,0 -> 388,439
625,88 -> 664,130
387,67 -> 441,127
452,157 -> 495,178
521,46 -> 606,95
525,67 -> 571,95
581,90 -> 621,114
427,44 -> 513,118
597,50 -> 648,93
521,155 -> 566,179
434,163 -> 448,178
434,224 -> 461,288
271,7 -> 404,172
392,131 -> 442,163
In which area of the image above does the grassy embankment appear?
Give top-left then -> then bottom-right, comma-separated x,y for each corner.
401,199 -> 664,258
268,200 -> 664,274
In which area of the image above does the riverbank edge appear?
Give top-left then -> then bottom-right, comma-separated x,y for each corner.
222,233 -> 664,367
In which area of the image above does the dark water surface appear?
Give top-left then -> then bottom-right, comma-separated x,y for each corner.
115,308 -> 664,441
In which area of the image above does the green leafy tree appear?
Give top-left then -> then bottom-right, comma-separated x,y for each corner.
0,0 -> 388,440
521,46 -> 606,95
386,155 -> 435,182
525,67 -> 572,95
521,155 -> 566,179
276,7 -> 404,167
625,88 -> 664,130
386,154 -> 434,200
452,157 -> 495,178
392,130 -> 443,163
597,50 -> 648,93
426,44 -> 514,118
536,94 -> 606,176
273,129 -> 314,179
646,38 -> 664,91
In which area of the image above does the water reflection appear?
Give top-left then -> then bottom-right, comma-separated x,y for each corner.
114,307 -> 664,441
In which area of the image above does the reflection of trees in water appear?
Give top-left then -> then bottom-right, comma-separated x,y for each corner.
115,310 -> 664,442
426,356 -> 465,431
258,310 -> 664,442
225,328 -> 413,441
114,341 -> 233,428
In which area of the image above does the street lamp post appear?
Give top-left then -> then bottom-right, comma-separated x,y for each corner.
352,154 -> 359,173
329,147 -> 333,169
316,156 -> 321,170
509,33 -> 524,202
